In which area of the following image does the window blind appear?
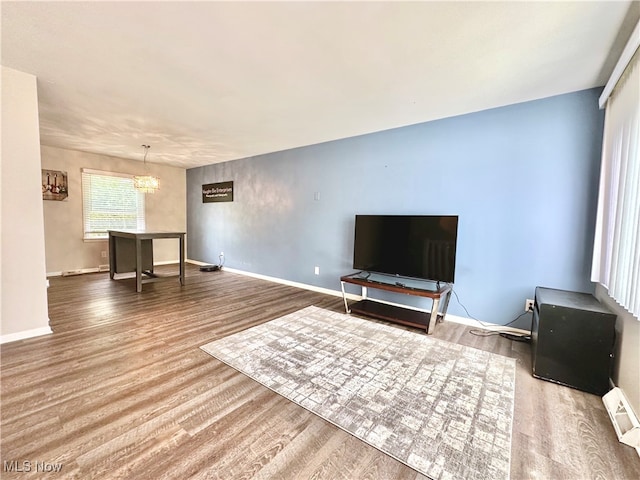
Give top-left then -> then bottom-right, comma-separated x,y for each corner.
591,48 -> 640,318
81,168 -> 145,240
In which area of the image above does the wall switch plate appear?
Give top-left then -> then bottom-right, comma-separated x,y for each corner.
314,266 -> 320,275
101,251 -> 107,258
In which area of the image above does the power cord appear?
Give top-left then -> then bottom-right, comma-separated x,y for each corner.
452,289 -> 532,342
199,253 -> 225,272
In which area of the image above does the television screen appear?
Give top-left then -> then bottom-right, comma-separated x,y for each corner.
352,215 -> 458,283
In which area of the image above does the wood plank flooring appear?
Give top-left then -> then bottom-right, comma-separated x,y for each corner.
1,265 -> 639,479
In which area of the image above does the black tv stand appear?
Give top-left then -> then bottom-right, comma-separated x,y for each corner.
340,272 -> 452,334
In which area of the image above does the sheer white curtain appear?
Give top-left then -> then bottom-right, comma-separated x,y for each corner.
591,48 -> 640,319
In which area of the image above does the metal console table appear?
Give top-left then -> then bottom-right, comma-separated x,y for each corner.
340,272 -> 452,334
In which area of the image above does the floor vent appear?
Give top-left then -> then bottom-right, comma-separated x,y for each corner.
61,270 -> 84,277
603,387 -> 640,457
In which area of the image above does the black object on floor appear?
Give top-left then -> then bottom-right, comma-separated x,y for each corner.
531,286 -> 616,396
200,265 -> 220,272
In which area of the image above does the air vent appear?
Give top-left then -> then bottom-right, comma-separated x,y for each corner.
603,387 -> 640,457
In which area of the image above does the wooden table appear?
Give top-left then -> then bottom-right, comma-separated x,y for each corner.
108,230 -> 185,292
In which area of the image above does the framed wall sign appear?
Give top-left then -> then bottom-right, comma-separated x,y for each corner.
42,169 -> 68,201
203,181 -> 234,203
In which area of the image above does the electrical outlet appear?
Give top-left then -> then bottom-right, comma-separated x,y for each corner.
314,266 -> 320,275
525,299 -> 535,312
101,251 -> 107,258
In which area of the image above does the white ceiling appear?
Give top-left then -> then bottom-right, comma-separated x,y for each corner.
2,1 -> 638,169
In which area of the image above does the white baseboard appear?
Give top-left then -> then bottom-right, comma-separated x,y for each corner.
442,312 -> 531,335
0,325 -> 53,344
62,268 -> 98,276
48,267 -> 99,277
48,260 -> 181,278
187,259 -> 211,267
220,266 -> 356,300
208,264 -> 530,335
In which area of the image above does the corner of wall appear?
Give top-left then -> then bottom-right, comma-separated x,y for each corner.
1,66 -> 51,338
595,283 -> 640,421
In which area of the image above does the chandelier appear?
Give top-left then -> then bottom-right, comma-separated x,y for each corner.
133,144 -> 160,194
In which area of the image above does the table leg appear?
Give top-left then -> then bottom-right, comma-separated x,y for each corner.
438,290 -> 452,324
340,281 -> 351,314
108,233 -> 115,279
428,298 -> 441,334
136,237 -> 143,293
179,235 -> 185,286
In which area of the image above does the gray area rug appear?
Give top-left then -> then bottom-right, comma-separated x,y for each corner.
200,305 -> 516,479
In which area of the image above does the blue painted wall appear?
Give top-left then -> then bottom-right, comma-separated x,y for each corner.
187,88 -> 604,328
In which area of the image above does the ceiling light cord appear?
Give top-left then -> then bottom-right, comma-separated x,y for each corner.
142,144 -> 150,167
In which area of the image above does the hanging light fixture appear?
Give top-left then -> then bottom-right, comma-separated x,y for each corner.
133,144 -> 160,194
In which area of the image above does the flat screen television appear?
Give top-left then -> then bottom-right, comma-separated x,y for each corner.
352,215 -> 458,283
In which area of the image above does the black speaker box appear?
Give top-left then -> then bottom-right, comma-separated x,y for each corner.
531,287 -> 616,396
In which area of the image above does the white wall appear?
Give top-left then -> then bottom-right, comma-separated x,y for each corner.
41,145 -> 187,275
1,66 -> 51,342
595,284 -> 640,418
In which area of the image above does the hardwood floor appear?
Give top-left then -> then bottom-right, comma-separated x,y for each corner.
1,265 -> 639,479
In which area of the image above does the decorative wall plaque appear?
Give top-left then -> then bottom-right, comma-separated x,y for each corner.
202,181 -> 234,203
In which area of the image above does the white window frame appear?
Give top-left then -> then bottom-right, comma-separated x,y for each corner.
81,168 -> 145,241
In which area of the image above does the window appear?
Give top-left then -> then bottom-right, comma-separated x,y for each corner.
592,47 -> 640,318
81,168 -> 145,240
